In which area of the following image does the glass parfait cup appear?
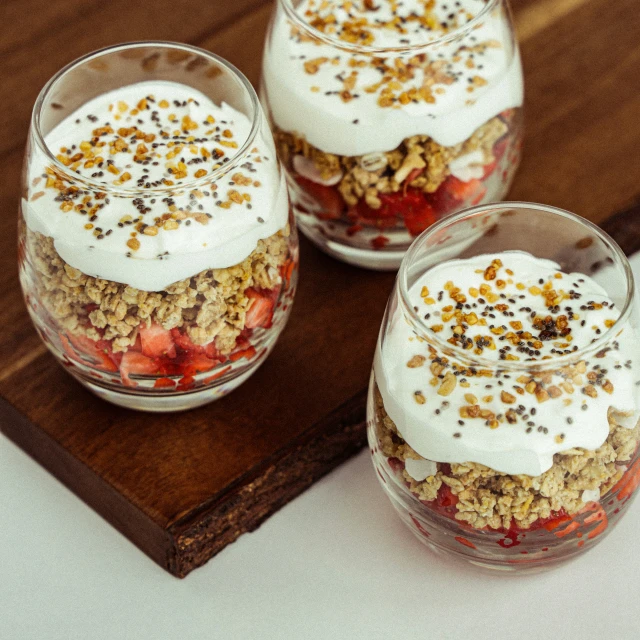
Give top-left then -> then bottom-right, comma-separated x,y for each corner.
262,0 -> 523,270
368,203 -> 640,571
19,42 -> 298,412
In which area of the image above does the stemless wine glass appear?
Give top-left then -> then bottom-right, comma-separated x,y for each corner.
262,0 -> 524,269
19,42 -> 298,412
368,203 -> 640,571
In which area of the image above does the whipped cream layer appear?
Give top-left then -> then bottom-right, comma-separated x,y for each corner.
24,81 -> 288,291
263,0 -> 523,156
375,251 -> 640,476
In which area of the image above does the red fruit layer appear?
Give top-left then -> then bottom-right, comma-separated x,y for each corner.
59,284 -> 282,388
297,133 -> 510,239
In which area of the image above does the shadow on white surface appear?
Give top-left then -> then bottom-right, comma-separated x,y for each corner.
2,254 -> 640,640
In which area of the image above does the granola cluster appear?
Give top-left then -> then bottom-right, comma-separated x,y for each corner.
373,384 -> 640,530
28,227 -> 290,354
274,114 -> 508,208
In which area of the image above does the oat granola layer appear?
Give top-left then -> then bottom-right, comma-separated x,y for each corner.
28,226 -> 290,355
374,384 -> 640,531
274,114 -> 509,209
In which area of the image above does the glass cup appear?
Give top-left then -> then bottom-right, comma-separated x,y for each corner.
262,0 -> 523,269
368,203 -> 640,571
19,42 -> 298,412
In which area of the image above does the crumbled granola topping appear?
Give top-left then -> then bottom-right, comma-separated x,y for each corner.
275,112 -> 509,205
27,227 -> 290,354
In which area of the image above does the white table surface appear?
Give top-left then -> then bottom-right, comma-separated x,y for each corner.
3,254 -> 640,640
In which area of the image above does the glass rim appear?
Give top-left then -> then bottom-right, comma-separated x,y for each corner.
396,202 -> 636,372
31,40 -> 262,197
277,0 -> 501,55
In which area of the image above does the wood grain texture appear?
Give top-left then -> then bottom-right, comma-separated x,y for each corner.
0,0 -> 639,577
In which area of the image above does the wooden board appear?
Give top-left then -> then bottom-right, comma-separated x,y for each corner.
1,0 -> 640,577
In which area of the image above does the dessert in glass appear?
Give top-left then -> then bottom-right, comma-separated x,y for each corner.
262,0 -> 523,269
19,42 -> 298,412
368,203 -> 640,571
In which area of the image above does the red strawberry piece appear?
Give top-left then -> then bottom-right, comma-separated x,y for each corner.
279,258 -> 296,285
170,328 -> 220,360
245,288 -> 276,329
171,328 -> 202,353
430,180 -> 460,215
346,223 -> 363,237
65,333 -> 119,373
130,333 -> 143,353
183,354 -> 216,376
230,346 -> 257,362
139,323 -> 176,359
356,195 -> 398,222
204,342 -> 221,360
357,189 -> 437,236
202,365 -> 232,385
387,457 -> 405,474
432,176 -> 488,214
295,176 -> 345,220
177,375 -> 196,390
154,377 -> 176,389
399,192 -> 438,237
493,135 -> 509,163
119,351 -> 162,387
404,167 -> 425,185
371,235 -> 390,250
445,176 -> 484,201
482,159 -> 498,179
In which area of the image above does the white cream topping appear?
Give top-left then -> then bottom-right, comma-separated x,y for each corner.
405,458 -> 438,482
24,81 -> 288,291
375,251 -> 640,476
448,150 -> 486,181
262,0 -> 523,156
581,488 -> 601,504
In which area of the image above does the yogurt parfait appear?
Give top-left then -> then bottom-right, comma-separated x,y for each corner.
262,0 -> 523,269
368,204 -> 640,570
19,43 -> 298,412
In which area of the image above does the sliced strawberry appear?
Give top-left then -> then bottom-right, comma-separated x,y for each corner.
493,135 -> 509,163
130,333 -> 143,353
482,159 -> 498,179
119,351 -> 163,387
353,189 -> 437,236
445,176 -> 485,201
183,354 -> 216,376
245,288 -> 276,329
171,328 -> 202,353
431,176 -> 487,214
177,375 -> 196,390
139,323 -> 176,359
404,167 -> 425,185
279,258 -> 296,285
65,333 -> 118,372
204,342 -> 221,360
230,346 -> 257,362
355,195 -> 398,222
398,193 -> 438,237
295,176 -> 345,220
202,365 -> 232,385
371,235 -> 390,250
154,377 -> 176,388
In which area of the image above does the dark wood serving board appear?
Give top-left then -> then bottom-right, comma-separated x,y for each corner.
1,0 -> 640,577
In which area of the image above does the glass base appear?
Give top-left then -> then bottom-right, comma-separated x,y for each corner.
296,212 -> 406,270
76,362 -> 260,412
